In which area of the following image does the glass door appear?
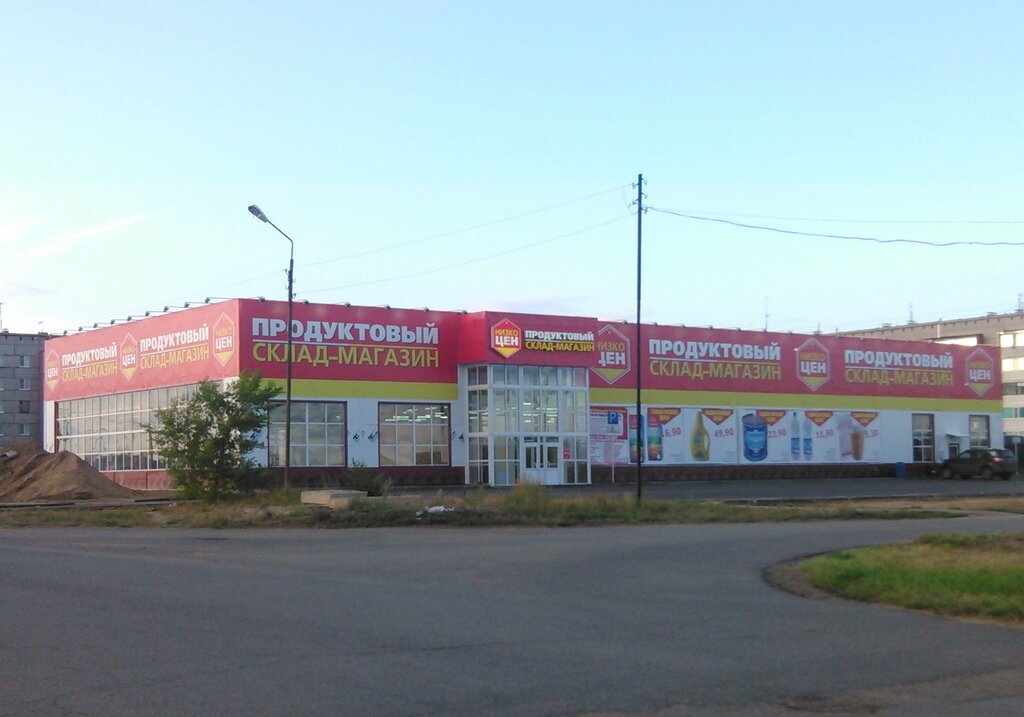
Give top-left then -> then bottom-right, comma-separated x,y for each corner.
522,435 -> 561,484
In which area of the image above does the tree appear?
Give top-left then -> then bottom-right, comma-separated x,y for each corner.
148,372 -> 279,500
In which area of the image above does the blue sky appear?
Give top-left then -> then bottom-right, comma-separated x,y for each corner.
2,1 -> 1022,335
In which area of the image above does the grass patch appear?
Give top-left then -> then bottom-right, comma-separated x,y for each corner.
0,507 -> 154,528
800,531 -> 1024,623
0,484 -> 964,530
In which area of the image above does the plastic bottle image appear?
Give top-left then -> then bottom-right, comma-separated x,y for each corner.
628,415 -> 639,464
802,414 -> 814,459
690,412 -> 711,462
789,411 -> 800,461
647,415 -> 663,462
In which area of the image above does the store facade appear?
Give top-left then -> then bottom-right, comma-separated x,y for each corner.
42,299 -> 1003,490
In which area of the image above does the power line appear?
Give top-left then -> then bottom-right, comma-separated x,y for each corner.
663,208 -> 1024,225
201,185 -> 630,296
299,215 -> 631,297
647,206 -> 1024,247
304,184 -> 631,269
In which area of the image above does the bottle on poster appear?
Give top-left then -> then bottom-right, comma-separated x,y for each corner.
628,414 -> 639,464
802,414 -> 814,460
691,411 -> 711,462
789,411 -> 800,461
647,414 -> 663,462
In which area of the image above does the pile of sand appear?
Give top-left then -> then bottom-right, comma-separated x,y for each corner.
0,442 -> 136,503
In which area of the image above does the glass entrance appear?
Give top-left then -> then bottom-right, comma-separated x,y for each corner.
522,435 -> 561,485
464,363 -> 590,486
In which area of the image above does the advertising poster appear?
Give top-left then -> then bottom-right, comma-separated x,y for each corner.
841,411 -> 882,462
686,408 -> 739,464
589,406 -> 629,466
644,407 -> 739,464
801,411 -> 837,462
738,409 -> 790,464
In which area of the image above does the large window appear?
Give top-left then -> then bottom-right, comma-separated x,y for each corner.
969,415 -> 991,448
269,401 -> 346,467
378,403 -> 450,466
912,413 -> 935,462
56,385 -> 196,471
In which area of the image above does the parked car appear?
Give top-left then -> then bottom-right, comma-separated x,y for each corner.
940,448 -> 1017,480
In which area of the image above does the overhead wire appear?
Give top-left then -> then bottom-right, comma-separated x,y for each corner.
304,184 -> 631,268
647,206 -> 1024,247
656,208 -> 1024,225
299,214 -> 632,297
199,184 -> 632,297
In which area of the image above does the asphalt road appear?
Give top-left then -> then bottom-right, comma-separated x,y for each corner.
3,513 -> 1024,716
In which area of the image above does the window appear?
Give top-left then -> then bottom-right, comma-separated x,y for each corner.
467,389 -> 488,434
912,414 -> 934,462
19,423 -> 29,436
378,403 -> 450,466
999,330 -> 1024,348
55,384 -> 203,472
18,355 -> 30,368
19,400 -> 30,414
18,377 -> 29,390
269,401 -> 346,467
969,415 -> 991,448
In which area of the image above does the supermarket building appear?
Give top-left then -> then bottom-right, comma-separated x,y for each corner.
42,299 -> 1003,490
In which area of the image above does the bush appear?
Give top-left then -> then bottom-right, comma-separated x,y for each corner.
340,462 -> 392,497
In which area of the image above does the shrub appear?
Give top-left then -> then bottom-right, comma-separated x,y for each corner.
340,461 -> 392,497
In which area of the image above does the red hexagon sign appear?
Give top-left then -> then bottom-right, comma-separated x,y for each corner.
795,337 -> 830,391
119,334 -> 139,382
213,312 -> 237,367
591,324 -> 631,384
490,319 -> 522,359
44,349 -> 61,393
965,347 -> 995,396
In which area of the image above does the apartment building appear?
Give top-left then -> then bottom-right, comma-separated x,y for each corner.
0,331 -> 46,447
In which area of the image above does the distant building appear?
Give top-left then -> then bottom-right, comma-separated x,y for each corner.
842,311 -> 1024,441
0,331 -> 46,447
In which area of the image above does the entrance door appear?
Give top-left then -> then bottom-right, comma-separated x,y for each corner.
522,435 -> 561,485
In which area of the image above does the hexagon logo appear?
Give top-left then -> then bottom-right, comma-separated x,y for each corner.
119,334 -> 139,382
44,349 -> 61,393
213,313 -> 237,367
965,347 -> 995,396
591,324 -> 631,384
490,319 -> 522,359
795,337 -> 830,391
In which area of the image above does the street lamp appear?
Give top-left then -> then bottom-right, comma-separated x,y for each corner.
248,204 -> 295,492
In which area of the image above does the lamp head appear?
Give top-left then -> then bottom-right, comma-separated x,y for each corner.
248,205 -> 269,222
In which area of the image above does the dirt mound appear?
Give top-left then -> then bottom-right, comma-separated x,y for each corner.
0,443 -> 136,502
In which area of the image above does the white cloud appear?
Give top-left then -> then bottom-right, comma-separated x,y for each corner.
12,214 -> 147,264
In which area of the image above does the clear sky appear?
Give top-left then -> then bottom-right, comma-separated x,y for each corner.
2,1 -> 1022,336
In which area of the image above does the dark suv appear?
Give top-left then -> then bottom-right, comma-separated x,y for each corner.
940,448 -> 1017,480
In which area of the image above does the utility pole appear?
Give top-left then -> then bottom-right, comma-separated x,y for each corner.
635,174 -> 644,503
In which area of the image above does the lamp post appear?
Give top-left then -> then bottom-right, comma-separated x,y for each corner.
248,204 -> 294,492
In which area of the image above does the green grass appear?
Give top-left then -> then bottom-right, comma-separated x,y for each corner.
0,484 -> 964,530
801,532 -> 1024,623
